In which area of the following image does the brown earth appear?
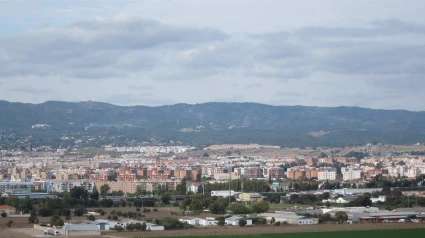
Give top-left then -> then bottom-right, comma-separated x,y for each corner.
3,221 -> 425,238
0,229 -> 32,238
0,217 -> 50,229
104,222 -> 425,237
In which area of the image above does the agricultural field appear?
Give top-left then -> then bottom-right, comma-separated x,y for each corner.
160,228 -> 425,238
106,222 -> 425,237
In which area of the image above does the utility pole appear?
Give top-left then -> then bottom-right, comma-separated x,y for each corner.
229,164 -> 232,205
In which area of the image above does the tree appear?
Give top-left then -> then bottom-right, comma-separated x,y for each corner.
228,203 -> 252,214
126,223 -> 135,231
196,173 -> 202,182
189,199 -> 203,212
38,208 -> 53,217
99,199 -> 114,207
87,215 -> 95,221
176,177 -> 187,195
161,193 -> 172,205
268,194 -> 281,204
160,217 -> 185,230
251,201 -> 270,213
90,185 -> 100,200
347,195 -> 372,207
134,222 -> 147,231
226,150 -> 232,156
319,152 -> 328,158
209,198 -> 227,214
113,225 -> 124,232
203,152 -> 209,158
100,184 -> 110,198
238,218 -> 247,227
320,192 -> 330,200
73,206 -> 84,216
50,216 -> 64,227
216,216 -> 225,226
334,211 -> 348,223
6,220 -> 13,228
28,215 -> 39,224
270,217 -> 276,224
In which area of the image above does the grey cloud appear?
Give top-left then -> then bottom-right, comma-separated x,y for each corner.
245,84 -> 262,89
256,19 -> 425,41
102,93 -> 174,106
11,86 -> 53,94
317,91 -> 405,107
127,85 -> 154,90
0,17 -> 229,79
274,92 -> 303,97
245,19 -> 425,80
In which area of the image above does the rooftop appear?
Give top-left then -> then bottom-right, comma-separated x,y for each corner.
63,224 -> 99,231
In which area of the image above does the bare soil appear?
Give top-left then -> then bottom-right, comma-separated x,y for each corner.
187,145 -> 425,158
104,222 -> 425,237
0,217 -> 50,229
4,221 -> 425,238
0,229 -> 32,238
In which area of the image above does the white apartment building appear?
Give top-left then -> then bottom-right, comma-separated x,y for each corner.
406,167 -> 421,178
318,168 -> 337,181
342,168 -> 361,181
387,166 -> 406,177
46,180 -> 96,193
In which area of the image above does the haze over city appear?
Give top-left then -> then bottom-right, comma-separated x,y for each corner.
1,0 -> 425,110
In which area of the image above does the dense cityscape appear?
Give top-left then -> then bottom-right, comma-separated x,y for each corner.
1,142 -> 425,236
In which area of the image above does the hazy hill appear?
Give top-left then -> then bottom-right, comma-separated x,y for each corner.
1,100 -> 424,147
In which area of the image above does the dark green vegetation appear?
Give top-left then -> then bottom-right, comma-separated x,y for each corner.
1,100 -> 425,148
158,229 -> 425,238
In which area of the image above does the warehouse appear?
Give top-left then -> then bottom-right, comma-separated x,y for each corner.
259,213 -> 319,225
357,211 -> 425,223
63,223 -> 101,236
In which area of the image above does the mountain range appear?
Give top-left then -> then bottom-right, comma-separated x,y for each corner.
1,100 -> 425,148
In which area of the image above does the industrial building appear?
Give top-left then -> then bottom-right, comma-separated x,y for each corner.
211,190 -> 241,197
259,212 -> 319,225
62,223 -> 101,236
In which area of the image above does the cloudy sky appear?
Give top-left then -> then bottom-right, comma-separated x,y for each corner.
1,0 -> 425,110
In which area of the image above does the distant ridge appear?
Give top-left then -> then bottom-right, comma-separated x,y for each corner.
0,100 -> 424,147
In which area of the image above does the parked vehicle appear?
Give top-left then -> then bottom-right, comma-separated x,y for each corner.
44,228 -> 61,236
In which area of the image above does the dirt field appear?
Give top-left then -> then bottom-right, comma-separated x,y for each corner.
3,221 -> 425,238
104,222 -> 425,238
187,145 -> 425,158
0,229 -> 32,238
0,217 -> 50,229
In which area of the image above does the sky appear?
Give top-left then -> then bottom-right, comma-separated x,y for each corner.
1,0 -> 425,110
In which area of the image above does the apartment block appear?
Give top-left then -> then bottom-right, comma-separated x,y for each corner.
318,168 -> 337,181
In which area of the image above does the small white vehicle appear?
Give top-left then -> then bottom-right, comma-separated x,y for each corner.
44,228 -> 61,236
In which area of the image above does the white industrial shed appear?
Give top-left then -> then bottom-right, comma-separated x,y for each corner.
63,223 -> 101,236
179,217 -> 219,226
259,213 -> 319,225
225,216 -> 252,226
146,223 -> 165,231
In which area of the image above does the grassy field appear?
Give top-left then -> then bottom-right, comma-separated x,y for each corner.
158,228 -> 425,238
